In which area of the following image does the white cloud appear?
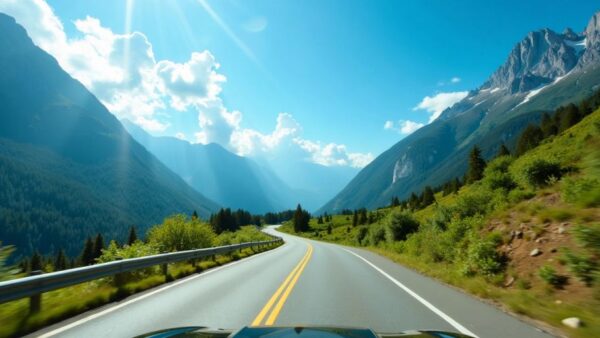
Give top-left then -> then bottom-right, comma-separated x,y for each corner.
242,16 -> 268,33
414,91 -> 469,122
0,0 -> 372,168
450,77 -> 461,83
175,132 -> 186,140
383,120 -> 424,135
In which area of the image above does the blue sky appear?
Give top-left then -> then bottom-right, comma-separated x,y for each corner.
3,0 -> 599,165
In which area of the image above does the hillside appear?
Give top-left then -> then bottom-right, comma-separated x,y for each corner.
282,104 -> 600,337
320,11 -> 600,214
0,14 -> 219,257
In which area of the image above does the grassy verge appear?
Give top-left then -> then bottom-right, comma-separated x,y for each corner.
0,243 -> 281,338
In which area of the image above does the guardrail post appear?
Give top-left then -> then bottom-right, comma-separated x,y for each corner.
113,257 -> 126,290
161,263 -> 168,278
29,270 -> 42,314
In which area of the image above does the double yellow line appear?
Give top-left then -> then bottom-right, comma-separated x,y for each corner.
251,244 -> 313,326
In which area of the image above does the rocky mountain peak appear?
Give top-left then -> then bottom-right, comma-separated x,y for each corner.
578,11 -> 600,68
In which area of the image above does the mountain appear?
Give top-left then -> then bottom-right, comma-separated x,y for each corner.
0,13 -> 219,257
320,11 -> 600,213
122,120 -> 299,213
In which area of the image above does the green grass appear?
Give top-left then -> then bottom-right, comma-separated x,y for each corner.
0,243 -> 281,338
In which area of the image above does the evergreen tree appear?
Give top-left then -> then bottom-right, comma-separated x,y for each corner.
540,113 -> 557,137
128,226 -> 138,245
496,143 -> 510,157
30,251 -> 42,272
93,233 -> 104,261
559,104 -> 580,132
466,146 -> 486,183
516,124 -> 544,156
80,237 -> 95,266
420,186 -> 435,207
192,210 -> 199,220
293,204 -> 310,232
390,197 -> 400,207
54,249 -> 67,271
358,208 -> 368,225
352,210 -> 358,227
408,192 -> 420,210
317,216 -> 324,224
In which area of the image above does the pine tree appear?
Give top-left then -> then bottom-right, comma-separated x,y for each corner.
390,197 -> 400,207
128,226 -> 138,245
317,216 -> 324,224
559,104 -> 580,132
80,237 -> 95,266
358,209 -> 368,225
516,124 -> 544,156
54,249 -> 67,271
496,143 -> 510,157
93,234 -> 104,261
466,146 -> 486,183
192,210 -> 199,220
420,186 -> 435,207
293,204 -> 310,232
30,251 -> 42,272
408,192 -> 420,210
540,113 -> 557,137
352,210 -> 358,227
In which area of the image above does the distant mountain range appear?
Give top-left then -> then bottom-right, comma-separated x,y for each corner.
122,120 -> 358,213
0,13 -> 219,257
319,11 -> 600,213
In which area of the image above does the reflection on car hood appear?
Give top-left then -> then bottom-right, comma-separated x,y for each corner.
135,326 -> 474,338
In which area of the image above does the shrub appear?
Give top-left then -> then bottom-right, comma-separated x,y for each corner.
147,214 -> 216,252
573,224 -> 600,255
366,224 -> 386,246
215,226 -> 270,246
538,265 -> 568,288
0,243 -> 18,281
453,189 -> 494,218
462,239 -> 504,277
521,159 -> 562,188
563,250 -> 597,286
385,210 -> 420,242
507,188 -> 535,203
562,177 -> 600,207
356,227 -> 368,245
97,241 -> 160,282
483,156 -> 517,191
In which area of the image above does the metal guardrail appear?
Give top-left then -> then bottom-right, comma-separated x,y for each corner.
0,237 -> 283,305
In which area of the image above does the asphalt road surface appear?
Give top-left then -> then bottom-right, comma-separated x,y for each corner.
29,226 -> 554,338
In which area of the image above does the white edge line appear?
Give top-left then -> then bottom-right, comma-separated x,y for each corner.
342,248 -> 478,338
38,242 -> 287,338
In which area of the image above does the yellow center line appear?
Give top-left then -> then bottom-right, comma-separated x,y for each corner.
251,243 -> 313,326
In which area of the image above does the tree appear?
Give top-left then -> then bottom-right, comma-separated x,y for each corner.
293,204 -> 310,233
0,244 -> 18,280
148,214 -> 216,252
93,233 -> 104,261
390,197 -> 400,207
358,208 -> 368,225
466,146 -> 486,183
408,192 -> 420,210
516,124 -> 543,156
420,186 -> 435,207
80,237 -> 95,266
128,226 -> 138,245
496,143 -> 510,158
192,210 -> 199,220
317,216 -> 324,224
30,251 -> 42,272
54,249 -> 67,271
559,104 -> 581,132
385,210 -> 420,242
540,113 -> 557,137
352,210 -> 358,227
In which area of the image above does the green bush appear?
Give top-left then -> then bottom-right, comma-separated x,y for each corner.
483,156 -> 517,191
462,239 -> 504,277
215,226 -> 270,246
385,210 -> 419,242
563,250 -> 597,285
507,188 -> 535,203
0,243 -> 18,281
147,214 -> 216,252
366,224 -> 386,246
97,241 -> 160,281
573,224 -> 600,255
562,177 -> 600,207
453,189 -> 495,218
521,159 -> 562,188
538,265 -> 568,288
356,227 -> 368,245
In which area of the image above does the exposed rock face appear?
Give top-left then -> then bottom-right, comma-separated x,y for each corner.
392,154 -> 413,184
483,29 -> 583,93
578,12 -> 600,68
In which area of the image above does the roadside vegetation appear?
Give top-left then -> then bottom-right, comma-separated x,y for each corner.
281,95 -> 600,338
0,214 -> 280,338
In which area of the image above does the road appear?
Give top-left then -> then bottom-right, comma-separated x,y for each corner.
29,226 -> 553,338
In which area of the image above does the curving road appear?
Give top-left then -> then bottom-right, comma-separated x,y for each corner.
29,226 -> 553,338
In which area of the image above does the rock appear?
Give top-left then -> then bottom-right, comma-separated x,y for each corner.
543,222 -> 551,228
504,276 -> 515,287
535,237 -> 545,243
562,317 -> 582,329
515,231 -> 523,239
530,248 -> 542,257
555,300 -> 562,305
557,226 -> 566,234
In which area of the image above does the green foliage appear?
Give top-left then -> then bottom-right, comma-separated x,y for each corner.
385,210 -> 419,242
453,188 -> 496,218
462,239 -> 504,277
496,143 -> 511,157
538,265 -> 568,288
466,146 -> 486,183
215,226 -> 270,246
293,204 -> 311,232
147,214 -> 216,252
356,227 -> 368,245
563,250 -> 597,285
562,177 -> 600,207
519,159 -> 562,188
572,224 -> 600,255
516,124 -> 544,155
366,224 -> 386,246
0,243 -> 17,281
54,249 -> 67,271
483,156 -> 516,191
128,226 -> 138,245
80,238 -> 95,266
